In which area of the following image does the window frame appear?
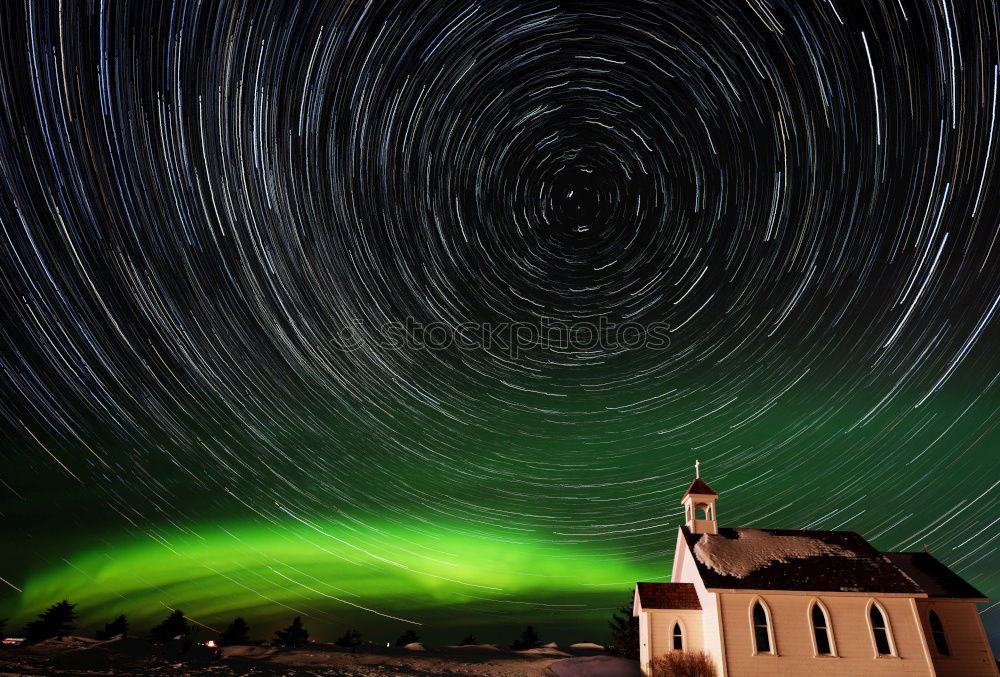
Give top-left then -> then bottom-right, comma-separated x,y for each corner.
866,600 -> 899,658
749,597 -> 777,656
928,609 -> 950,657
671,619 -> 685,651
807,598 -> 838,657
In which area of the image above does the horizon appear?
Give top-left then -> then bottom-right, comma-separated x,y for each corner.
3,479 -> 997,651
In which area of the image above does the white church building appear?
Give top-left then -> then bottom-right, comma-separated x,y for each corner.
633,467 -> 997,676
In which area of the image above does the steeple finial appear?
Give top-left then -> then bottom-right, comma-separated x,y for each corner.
695,459 -> 700,479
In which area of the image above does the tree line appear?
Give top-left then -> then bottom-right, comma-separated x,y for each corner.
5,600 -> 299,648
4,599 -> 617,652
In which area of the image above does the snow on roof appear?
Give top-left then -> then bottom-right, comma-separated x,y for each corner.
681,527 -> 924,593
693,528 -> 857,578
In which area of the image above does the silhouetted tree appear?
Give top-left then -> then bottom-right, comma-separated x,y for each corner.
460,634 -> 477,646
96,614 -> 128,640
220,617 -> 250,645
395,629 -> 420,647
510,625 -> 540,650
607,599 -> 639,660
149,609 -> 190,643
334,628 -> 361,652
23,600 -> 78,643
274,616 -> 309,648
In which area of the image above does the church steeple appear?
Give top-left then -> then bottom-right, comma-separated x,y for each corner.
681,460 -> 718,534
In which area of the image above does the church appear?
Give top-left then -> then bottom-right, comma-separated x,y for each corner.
633,466 -> 997,676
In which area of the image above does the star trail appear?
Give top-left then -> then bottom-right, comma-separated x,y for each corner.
0,0 -> 998,646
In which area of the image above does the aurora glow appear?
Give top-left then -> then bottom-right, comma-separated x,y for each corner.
11,516 -> 654,642
1,0 -> 998,651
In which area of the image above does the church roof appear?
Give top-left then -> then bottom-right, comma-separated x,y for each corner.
683,478 -> 718,497
883,551 -> 987,600
680,527 -> 923,594
635,582 -> 702,610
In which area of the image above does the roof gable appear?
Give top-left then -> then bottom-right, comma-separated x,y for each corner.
683,478 -> 717,498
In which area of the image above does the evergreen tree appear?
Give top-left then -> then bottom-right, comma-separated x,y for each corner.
334,628 -> 361,652
510,625 -> 541,650
22,600 -> 78,643
273,616 -> 309,648
395,629 -> 420,647
220,617 -> 250,645
148,609 -> 190,643
459,634 -> 477,646
607,599 -> 639,660
96,614 -> 128,640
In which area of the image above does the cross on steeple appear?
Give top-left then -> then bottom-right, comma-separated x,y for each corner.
695,459 -> 700,479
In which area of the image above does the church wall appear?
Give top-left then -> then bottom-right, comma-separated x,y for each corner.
915,598 -> 999,677
718,592 -> 934,676
648,608 -> 706,658
638,609 -> 650,675
673,534 -> 727,675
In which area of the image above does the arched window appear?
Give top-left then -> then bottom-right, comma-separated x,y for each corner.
752,600 -> 773,654
869,602 -> 894,656
696,502 -> 709,520
929,610 -> 949,656
810,602 -> 833,655
672,621 -> 683,651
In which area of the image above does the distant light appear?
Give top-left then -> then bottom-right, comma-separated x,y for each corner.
206,640 -> 217,648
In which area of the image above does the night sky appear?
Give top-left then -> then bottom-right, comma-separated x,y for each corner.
1,0 -> 998,648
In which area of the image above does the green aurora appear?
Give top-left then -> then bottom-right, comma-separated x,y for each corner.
3,515 -> 656,644
1,376 -> 998,645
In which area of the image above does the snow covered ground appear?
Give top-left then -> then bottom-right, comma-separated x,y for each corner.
0,636 -> 638,676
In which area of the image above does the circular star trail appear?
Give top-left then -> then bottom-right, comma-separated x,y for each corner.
0,0 -> 998,643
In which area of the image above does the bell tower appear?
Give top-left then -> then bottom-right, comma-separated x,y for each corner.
681,460 -> 718,535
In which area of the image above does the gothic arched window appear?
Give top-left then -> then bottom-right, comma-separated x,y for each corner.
672,621 -> 683,650
752,600 -> 773,654
810,602 -> 833,655
869,602 -> 894,656
929,610 -> 950,656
